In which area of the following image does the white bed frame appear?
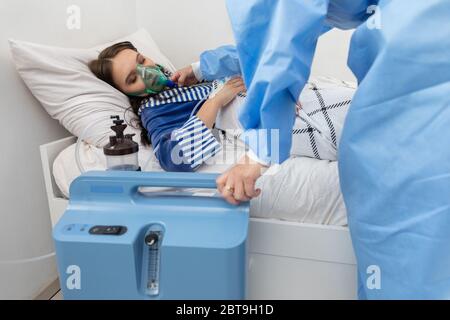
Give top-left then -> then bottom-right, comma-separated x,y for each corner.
40,136 -> 357,299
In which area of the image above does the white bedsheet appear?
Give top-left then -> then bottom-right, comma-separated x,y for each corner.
53,139 -> 347,226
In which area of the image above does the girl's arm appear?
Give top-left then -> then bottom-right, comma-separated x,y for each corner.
151,78 -> 246,172
196,77 -> 246,128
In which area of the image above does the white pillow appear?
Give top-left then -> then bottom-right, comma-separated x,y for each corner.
9,29 -> 176,146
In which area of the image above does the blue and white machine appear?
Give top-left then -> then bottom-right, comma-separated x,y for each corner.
53,171 -> 249,300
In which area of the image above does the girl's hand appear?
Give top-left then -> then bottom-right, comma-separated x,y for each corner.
212,77 -> 246,107
170,66 -> 199,86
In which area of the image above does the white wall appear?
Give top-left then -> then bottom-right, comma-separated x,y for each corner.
136,0 -> 355,82
0,0 -> 137,299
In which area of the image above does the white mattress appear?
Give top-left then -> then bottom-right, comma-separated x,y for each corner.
53,139 -> 347,226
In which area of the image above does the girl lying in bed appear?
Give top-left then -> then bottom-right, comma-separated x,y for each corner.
89,41 -> 354,172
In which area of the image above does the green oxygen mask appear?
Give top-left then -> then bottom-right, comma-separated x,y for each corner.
128,64 -> 177,96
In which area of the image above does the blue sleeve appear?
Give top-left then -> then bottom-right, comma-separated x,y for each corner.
225,0 -> 334,164
199,45 -> 241,81
154,116 -> 222,172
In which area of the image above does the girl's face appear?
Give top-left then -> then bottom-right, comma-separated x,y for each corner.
111,49 -> 156,95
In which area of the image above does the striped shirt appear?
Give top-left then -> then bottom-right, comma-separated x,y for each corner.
139,83 -> 222,172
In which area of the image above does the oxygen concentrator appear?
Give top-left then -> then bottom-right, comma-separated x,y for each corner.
53,171 -> 249,299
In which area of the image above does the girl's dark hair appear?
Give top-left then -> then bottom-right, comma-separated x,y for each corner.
88,41 -> 151,146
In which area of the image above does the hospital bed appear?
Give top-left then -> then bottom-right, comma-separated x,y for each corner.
40,136 -> 357,299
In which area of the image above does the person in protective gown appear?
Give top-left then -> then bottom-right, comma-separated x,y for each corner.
173,0 -> 450,299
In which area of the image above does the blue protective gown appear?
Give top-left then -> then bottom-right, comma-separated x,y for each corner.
199,0 -> 450,299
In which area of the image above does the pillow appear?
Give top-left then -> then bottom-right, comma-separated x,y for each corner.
9,29 -> 176,146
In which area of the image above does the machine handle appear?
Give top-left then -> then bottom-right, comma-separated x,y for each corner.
69,171 -> 221,202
